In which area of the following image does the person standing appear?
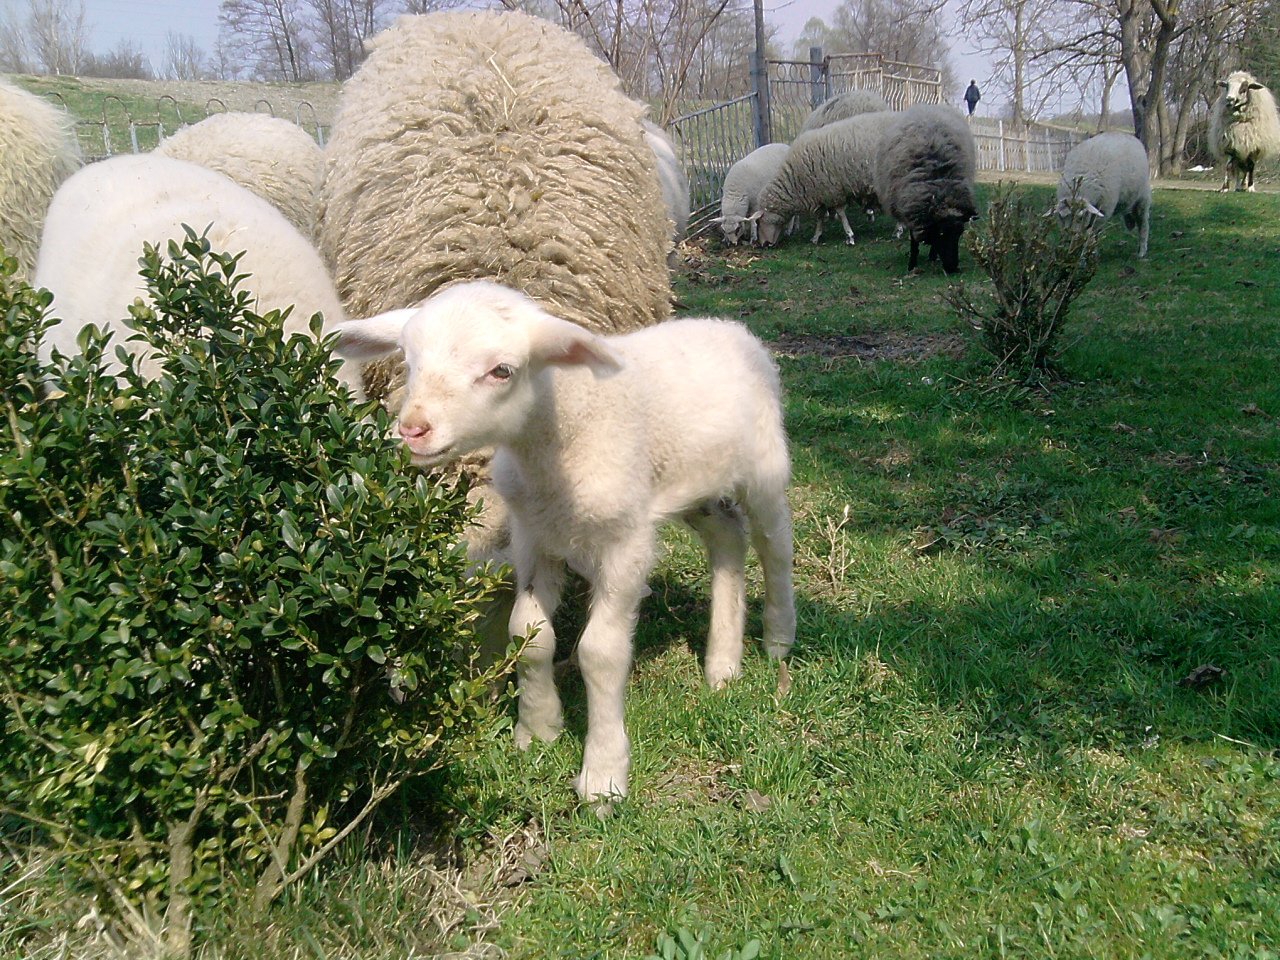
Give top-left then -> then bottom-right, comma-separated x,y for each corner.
964,80 -> 981,115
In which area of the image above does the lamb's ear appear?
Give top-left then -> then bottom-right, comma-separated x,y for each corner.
330,308 -> 418,361
528,315 -> 623,374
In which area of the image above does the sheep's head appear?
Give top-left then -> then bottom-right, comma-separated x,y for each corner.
333,281 -> 621,466
753,209 -> 788,247
713,214 -> 748,245
902,180 -> 979,275
1221,71 -> 1265,117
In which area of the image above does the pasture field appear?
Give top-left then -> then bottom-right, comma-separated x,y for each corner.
5,184 -> 1280,959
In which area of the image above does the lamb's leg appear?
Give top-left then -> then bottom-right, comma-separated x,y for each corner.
510,554 -> 566,747
573,538 -> 653,806
836,206 -> 856,245
685,500 -> 749,689
745,486 -> 796,662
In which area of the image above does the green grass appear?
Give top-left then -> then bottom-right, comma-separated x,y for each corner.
4,184 -> 1279,959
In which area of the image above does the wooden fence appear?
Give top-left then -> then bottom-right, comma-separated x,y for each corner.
969,117 -> 1085,174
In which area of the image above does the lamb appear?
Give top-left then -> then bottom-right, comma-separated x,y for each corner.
714,143 -> 791,246
0,79 -> 81,282
317,10 -> 671,344
1208,70 -> 1280,192
1053,131 -> 1150,259
156,111 -> 324,237
873,104 -> 978,274
642,120 -> 691,247
332,281 -> 796,807
799,88 -> 892,133
35,153 -> 358,394
754,110 -> 900,247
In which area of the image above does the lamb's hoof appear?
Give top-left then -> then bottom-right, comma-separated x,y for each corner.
844,238 -> 856,247
514,718 -> 562,749
574,767 -> 628,816
704,661 -> 742,690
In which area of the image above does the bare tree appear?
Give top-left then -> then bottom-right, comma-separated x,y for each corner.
826,0 -> 955,89
219,0 -> 315,81
958,0 -> 1072,125
164,31 -> 209,80
81,37 -> 152,78
0,3 -> 32,71
25,0 -> 90,75
306,0 -> 391,81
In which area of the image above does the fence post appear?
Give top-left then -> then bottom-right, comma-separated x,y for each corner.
998,119 -> 1005,170
809,46 -> 825,108
752,0 -> 771,146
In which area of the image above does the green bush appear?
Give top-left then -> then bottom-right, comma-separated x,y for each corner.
0,233 -> 511,955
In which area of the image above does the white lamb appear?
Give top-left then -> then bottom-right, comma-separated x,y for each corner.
714,143 -> 791,245
1053,131 -> 1151,259
333,280 -> 796,807
1208,70 -> 1280,192
36,153 -> 357,393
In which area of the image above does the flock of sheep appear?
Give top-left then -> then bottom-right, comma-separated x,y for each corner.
2,9 -> 1279,808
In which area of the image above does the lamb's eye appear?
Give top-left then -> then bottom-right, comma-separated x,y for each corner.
489,363 -> 514,381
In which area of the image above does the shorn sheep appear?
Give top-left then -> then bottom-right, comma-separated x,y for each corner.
799,88 -> 892,134
334,281 -> 796,807
0,79 -> 81,281
36,154 -> 357,393
874,104 -> 978,274
755,110 -> 900,247
318,10 -> 672,340
156,111 -> 324,237
714,143 -> 791,245
1208,70 -> 1280,192
1054,131 -> 1150,259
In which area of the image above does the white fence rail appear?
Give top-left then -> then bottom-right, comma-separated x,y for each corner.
969,117 -> 1086,174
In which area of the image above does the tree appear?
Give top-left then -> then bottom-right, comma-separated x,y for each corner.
164,30 -> 210,80
306,0 -> 388,81
219,0 -> 315,82
825,0 -> 955,88
23,0 -> 89,75
81,37 -> 152,79
958,0 -> 1071,125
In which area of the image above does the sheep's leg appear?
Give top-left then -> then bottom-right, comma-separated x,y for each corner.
745,487 -> 796,662
836,206 -> 856,245
810,215 -> 824,244
685,500 -> 749,689
510,555 -> 567,748
1245,159 -> 1257,192
573,538 -> 653,805
1136,196 -> 1150,259
908,235 -> 922,271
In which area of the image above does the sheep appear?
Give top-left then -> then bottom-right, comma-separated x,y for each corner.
332,280 -> 796,807
1053,131 -> 1150,259
642,120 -> 691,249
0,79 -> 81,282
1208,70 -> 1280,192
35,153 -> 358,394
755,110 -> 900,247
317,10 -> 672,346
714,143 -> 791,246
156,111 -> 324,237
799,88 -> 892,134
873,104 -> 978,274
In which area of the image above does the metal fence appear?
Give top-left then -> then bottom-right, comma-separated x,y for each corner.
969,117 -> 1086,174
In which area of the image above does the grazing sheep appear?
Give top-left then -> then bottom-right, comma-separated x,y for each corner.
156,112 -> 324,237
333,281 -> 796,807
873,104 -> 978,274
642,120 -> 690,248
714,143 -> 791,246
755,110 -> 900,247
35,154 -> 357,393
1054,131 -> 1150,259
318,10 -> 671,343
799,88 -> 892,133
1208,70 -> 1280,192
0,79 -> 81,281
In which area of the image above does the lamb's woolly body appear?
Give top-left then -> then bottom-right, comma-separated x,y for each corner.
799,88 -> 892,133
1055,131 -> 1150,259
36,154 -> 353,390
0,80 -> 81,281
156,112 -> 323,236
318,10 -> 672,335
756,110 -> 900,246
717,143 -> 791,245
873,104 -> 978,274
333,282 -> 795,805
1208,70 -> 1280,192
642,120 -> 690,244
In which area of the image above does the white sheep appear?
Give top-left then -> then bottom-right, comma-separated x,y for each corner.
755,110 -> 900,247
714,143 -> 791,246
333,280 -> 796,807
36,153 -> 358,394
156,111 -> 324,237
1053,131 -> 1151,259
642,120 -> 691,248
799,88 -> 892,134
1208,70 -> 1280,192
0,79 -> 81,282
873,104 -> 978,274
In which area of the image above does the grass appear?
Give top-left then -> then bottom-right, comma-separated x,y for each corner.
3,183 -> 1279,959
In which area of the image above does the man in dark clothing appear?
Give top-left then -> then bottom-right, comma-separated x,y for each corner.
964,80 -> 981,115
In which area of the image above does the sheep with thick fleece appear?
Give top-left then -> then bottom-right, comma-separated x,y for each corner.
1208,70 -> 1280,192
755,110 -> 899,246
36,154 -> 357,393
642,120 -> 690,247
799,88 -> 892,133
318,10 -> 671,343
0,79 -> 81,281
1054,131 -> 1150,259
156,111 -> 323,237
873,104 -> 978,274
333,281 -> 796,806
715,143 -> 791,245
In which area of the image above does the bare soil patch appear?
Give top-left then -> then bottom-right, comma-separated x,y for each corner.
769,329 -> 967,363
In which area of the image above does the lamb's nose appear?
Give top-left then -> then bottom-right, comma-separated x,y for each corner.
399,421 -> 431,441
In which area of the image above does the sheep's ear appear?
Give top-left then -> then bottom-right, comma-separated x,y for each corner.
1083,200 -> 1104,218
746,210 -> 765,222
710,215 -> 727,224
528,316 -> 623,374
330,308 -> 417,360
1250,81 -> 1265,90
1218,80 -> 1229,88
